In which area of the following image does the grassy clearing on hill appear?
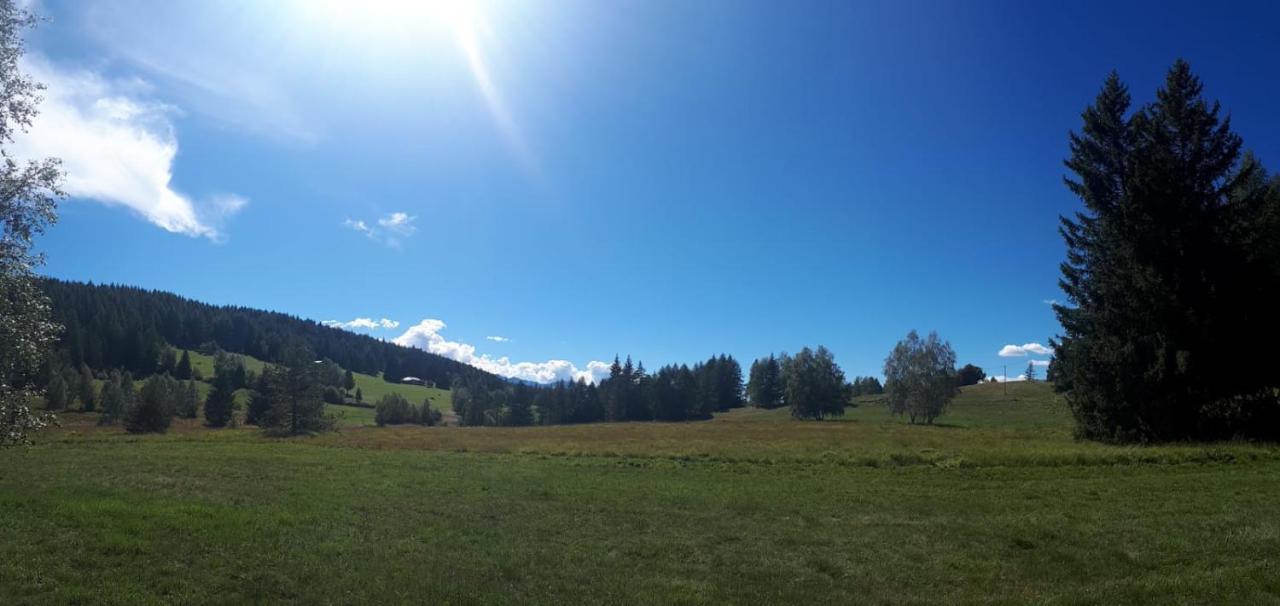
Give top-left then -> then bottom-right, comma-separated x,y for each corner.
5,382 -> 1278,603
180,350 -> 451,425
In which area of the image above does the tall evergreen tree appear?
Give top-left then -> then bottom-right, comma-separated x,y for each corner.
77,363 -> 95,411
126,374 -> 176,433
1053,61 -> 1280,442
174,350 -> 193,380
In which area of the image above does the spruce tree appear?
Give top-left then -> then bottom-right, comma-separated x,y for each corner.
126,374 -> 175,433
1054,61 -> 1280,441
77,363 -> 96,411
174,350 -> 193,380
180,380 -> 199,418
204,383 -> 235,427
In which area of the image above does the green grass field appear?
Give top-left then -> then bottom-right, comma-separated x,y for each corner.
4,382 -> 1278,603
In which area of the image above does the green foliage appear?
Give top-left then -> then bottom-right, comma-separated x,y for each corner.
956,364 -> 986,387
258,364 -> 333,436
1055,61 -> 1280,442
96,370 -> 129,426
43,373 -> 67,411
212,351 -> 248,391
848,376 -> 884,397
884,330 -> 958,425
204,383 -> 235,427
783,346 -> 847,421
125,374 -> 177,434
747,355 -> 785,408
1024,362 -> 1037,383
343,369 -> 355,392
176,380 -> 199,419
0,0 -> 62,447
158,347 -> 177,375
174,350 -> 193,381
374,393 -> 414,426
76,364 -> 95,411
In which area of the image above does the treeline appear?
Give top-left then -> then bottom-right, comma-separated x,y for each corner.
451,355 -> 748,426
38,279 -> 506,390
449,348 -> 867,427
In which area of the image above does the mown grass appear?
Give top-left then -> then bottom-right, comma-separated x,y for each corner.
4,382 -> 1279,603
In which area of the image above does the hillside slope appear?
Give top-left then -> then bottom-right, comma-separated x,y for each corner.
40,278 -> 507,390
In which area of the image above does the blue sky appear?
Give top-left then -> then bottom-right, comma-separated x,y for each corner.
20,0 -> 1280,383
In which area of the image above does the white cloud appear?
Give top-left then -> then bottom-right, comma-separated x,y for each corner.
11,57 -> 246,241
393,318 -> 609,384
1030,359 -> 1051,367
1042,299 -> 1060,306
486,336 -> 511,343
322,317 -> 400,331
998,342 -> 1053,357
377,212 -> 417,236
991,374 -> 1029,383
344,212 -> 418,248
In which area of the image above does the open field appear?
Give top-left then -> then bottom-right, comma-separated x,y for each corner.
4,382 -> 1279,603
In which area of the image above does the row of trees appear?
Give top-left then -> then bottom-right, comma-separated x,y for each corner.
374,393 -> 442,426
450,354 -> 749,427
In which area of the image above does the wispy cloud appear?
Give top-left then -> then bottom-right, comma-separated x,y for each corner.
344,212 -> 418,248
1042,299 -> 1060,306
80,1 -> 317,143
322,317 -> 400,331
998,342 -> 1053,357
991,373 -> 1029,383
393,319 -> 608,384
12,56 -> 246,241
1030,359 -> 1051,367
486,336 -> 511,343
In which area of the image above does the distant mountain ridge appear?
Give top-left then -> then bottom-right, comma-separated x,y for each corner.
39,278 -> 508,389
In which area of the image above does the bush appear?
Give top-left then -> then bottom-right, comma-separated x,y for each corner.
375,393 -> 413,426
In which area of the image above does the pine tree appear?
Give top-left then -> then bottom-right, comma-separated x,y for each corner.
158,347 -> 178,375
1024,362 -> 1037,382
77,363 -> 96,411
204,382 -> 235,427
180,380 -> 199,419
126,374 -> 175,433
174,350 -> 193,380
343,369 -> 355,393
1054,61 -> 1280,441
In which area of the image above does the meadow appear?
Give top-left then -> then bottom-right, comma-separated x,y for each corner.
3,382 -> 1278,604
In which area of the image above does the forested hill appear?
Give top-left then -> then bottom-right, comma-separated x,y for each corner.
38,278 -> 503,388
